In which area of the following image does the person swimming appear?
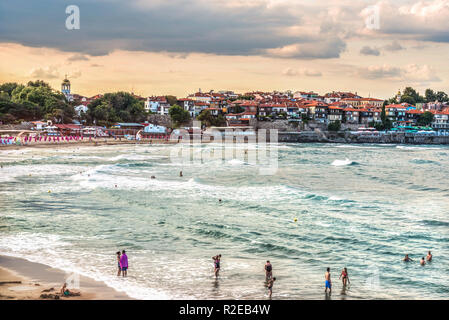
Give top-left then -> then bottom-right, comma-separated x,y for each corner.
212,254 -> 221,277
403,254 -> 413,262
420,257 -> 426,266
426,251 -> 432,262
339,267 -> 350,286
325,268 -> 332,293
179,171 -> 183,177
265,261 -> 273,280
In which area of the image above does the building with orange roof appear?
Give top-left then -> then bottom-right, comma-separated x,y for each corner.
341,97 -> 384,108
328,106 -> 343,123
343,107 -> 360,124
431,110 -> 449,131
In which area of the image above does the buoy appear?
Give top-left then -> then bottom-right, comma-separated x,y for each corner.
48,190 -> 51,193
294,218 -> 298,222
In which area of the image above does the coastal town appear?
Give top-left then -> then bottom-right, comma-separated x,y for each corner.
1,77 -> 449,146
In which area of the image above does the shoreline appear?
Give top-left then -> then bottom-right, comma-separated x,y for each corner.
0,255 -> 132,300
0,138 -> 176,151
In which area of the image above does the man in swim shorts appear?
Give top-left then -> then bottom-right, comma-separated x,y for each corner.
120,250 -> 128,277
325,268 -> 332,293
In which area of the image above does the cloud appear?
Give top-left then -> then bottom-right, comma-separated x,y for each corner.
29,65 -> 60,79
360,0 -> 449,43
282,67 -> 322,77
67,53 -> 90,61
165,52 -> 189,59
69,70 -> 82,79
357,63 -> 441,83
266,38 -> 346,59
360,46 -> 380,56
402,64 -> 441,82
383,41 -> 404,51
0,0 -> 350,60
358,64 -> 402,80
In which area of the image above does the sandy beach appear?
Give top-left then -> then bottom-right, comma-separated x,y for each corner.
0,255 -> 131,300
0,137 -> 176,151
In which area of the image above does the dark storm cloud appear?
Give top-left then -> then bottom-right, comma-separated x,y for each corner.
0,0 -> 346,59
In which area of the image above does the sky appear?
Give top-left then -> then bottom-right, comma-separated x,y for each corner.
0,0 -> 448,99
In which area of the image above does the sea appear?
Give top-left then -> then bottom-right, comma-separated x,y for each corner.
0,142 -> 448,299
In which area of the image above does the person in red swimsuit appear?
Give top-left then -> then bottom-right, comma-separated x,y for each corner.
339,267 -> 350,286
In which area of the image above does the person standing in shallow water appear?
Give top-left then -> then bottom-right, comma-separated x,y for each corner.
339,267 -> 350,286
116,251 -> 121,276
120,250 -> 128,277
212,254 -> 221,277
267,277 -> 276,299
265,261 -> 272,280
426,251 -> 432,262
325,268 -> 332,293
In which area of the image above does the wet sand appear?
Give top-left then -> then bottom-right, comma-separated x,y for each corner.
0,138 -> 176,151
0,255 -> 131,300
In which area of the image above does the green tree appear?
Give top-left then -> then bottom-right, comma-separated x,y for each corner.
418,111 -> 434,126
403,87 -> 424,103
301,113 -> 309,124
381,104 -> 387,124
197,109 -> 226,127
328,120 -> 341,132
165,95 -> 178,106
0,82 -> 20,97
436,91 -> 449,102
400,95 -> 416,105
0,80 -> 73,122
168,104 -> 190,126
425,89 -> 436,102
234,105 -> 245,114
87,92 -> 146,126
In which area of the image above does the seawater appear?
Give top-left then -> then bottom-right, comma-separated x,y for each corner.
0,143 -> 448,299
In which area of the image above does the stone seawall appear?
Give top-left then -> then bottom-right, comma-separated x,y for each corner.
275,131 -> 449,144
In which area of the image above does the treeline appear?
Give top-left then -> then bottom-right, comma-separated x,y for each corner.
388,87 -> 449,105
84,92 -> 147,127
0,80 -> 149,126
0,81 -> 74,124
